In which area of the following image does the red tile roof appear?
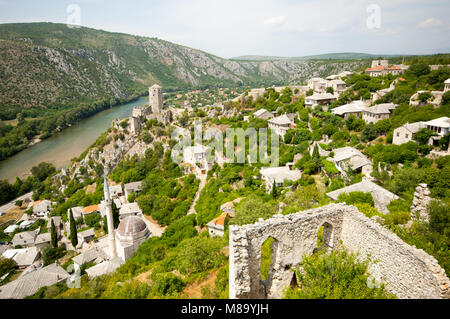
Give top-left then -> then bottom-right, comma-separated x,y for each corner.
82,205 -> 99,214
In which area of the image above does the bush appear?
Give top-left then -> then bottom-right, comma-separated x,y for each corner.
337,191 -> 375,207
232,195 -> 276,226
283,248 -> 395,299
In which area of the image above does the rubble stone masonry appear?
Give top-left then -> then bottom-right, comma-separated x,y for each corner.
229,203 -> 449,299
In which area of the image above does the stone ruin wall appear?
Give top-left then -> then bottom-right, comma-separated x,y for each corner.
229,203 -> 450,299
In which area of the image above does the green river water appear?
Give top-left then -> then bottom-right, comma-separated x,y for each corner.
0,97 -> 148,182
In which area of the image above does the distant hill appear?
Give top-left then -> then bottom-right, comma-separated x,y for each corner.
233,52 -> 407,61
0,22 -> 370,120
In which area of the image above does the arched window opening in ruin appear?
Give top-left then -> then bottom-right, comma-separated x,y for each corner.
260,236 -> 277,281
289,273 -> 298,289
316,222 -> 333,253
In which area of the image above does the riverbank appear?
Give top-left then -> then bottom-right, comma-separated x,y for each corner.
0,96 -> 148,183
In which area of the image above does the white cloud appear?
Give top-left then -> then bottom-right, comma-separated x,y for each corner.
417,17 -> 443,28
263,16 -> 286,28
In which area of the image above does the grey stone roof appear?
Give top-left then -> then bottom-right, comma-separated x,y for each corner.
363,103 -> 397,114
124,181 -> 143,193
13,247 -> 40,267
326,179 -> 399,214
119,202 -> 142,216
72,246 -> 107,265
12,231 -> 37,244
85,257 -> 124,278
331,100 -> 367,116
0,263 -> 69,299
269,114 -> 293,125
332,147 -> 372,170
77,228 -> 95,240
394,122 -> 425,134
260,166 -> 302,184
35,233 -> 51,245
424,117 -> 450,129
47,216 -> 62,229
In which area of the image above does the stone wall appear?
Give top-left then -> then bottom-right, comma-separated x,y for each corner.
410,184 -> 433,223
229,203 -> 449,299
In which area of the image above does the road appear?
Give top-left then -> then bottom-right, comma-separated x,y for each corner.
0,192 -> 33,214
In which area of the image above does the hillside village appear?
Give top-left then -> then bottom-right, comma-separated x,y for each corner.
0,57 -> 449,299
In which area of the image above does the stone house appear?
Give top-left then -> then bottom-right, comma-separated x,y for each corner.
268,114 -> 296,137
445,79 -> 450,93
46,216 -> 64,238
362,103 -> 398,124
424,117 -> 450,146
329,146 -> 373,176
119,202 -> 143,220
124,181 -> 143,199
72,246 -> 108,272
305,93 -> 337,107
307,77 -> 328,92
207,212 -> 235,237
11,230 -> 37,247
326,179 -> 399,214
0,263 -> 70,299
393,122 -> 425,145
82,205 -> 100,217
331,100 -> 368,119
260,164 -> 302,192
68,207 -> 83,220
326,79 -> 346,94
12,247 -> 40,269
34,233 -> 51,251
77,228 -> 95,247
109,184 -> 123,198
253,108 -> 274,120
32,200 -> 52,218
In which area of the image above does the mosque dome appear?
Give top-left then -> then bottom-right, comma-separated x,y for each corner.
117,216 -> 148,237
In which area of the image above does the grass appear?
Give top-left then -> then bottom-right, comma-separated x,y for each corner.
0,206 -> 26,224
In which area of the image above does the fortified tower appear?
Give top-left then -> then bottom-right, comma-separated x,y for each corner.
103,171 -> 117,258
149,84 -> 163,114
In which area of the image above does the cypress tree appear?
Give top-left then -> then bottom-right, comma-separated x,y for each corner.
69,210 -> 78,248
50,219 -> 57,248
312,143 -> 320,161
112,201 -> 120,228
271,181 -> 278,198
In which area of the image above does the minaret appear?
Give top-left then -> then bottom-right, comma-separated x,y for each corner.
104,172 -> 117,258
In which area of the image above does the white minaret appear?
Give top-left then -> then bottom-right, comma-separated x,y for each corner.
104,173 -> 117,258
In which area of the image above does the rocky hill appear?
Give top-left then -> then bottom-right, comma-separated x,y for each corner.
0,22 -> 369,119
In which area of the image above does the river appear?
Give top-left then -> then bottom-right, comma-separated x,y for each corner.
0,96 -> 148,183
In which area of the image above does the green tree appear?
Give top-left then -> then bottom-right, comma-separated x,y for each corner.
232,195 -> 276,226
50,219 -> 57,248
69,210 -> 78,248
413,128 -> 437,145
0,257 -> 17,277
31,162 -> 56,182
271,181 -> 278,199
408,62 -> 431,77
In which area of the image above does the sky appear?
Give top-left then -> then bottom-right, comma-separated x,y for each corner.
0,0 -> 449,58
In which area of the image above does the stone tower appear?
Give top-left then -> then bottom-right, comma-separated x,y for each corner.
149,84 -> 163,114
104,174 -> 117,258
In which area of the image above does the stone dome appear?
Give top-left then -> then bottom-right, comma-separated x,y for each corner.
117,216 -> 148,237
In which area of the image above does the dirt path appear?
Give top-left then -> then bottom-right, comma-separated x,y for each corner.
143,215 -> 166,237
187,176 -> 207,215
182,269 -> 219,299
